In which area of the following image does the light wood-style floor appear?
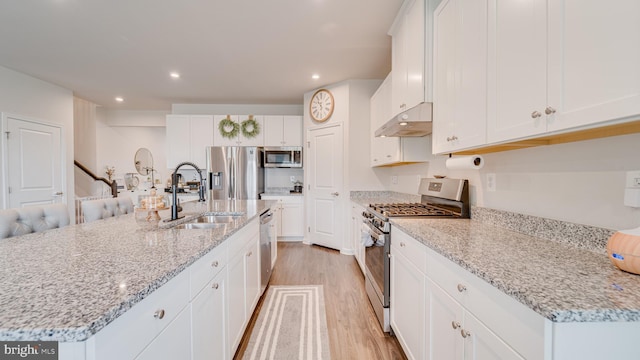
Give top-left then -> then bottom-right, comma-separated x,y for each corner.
234,242 -> 407,360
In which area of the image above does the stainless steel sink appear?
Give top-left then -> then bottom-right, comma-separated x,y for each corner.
173,214 -> 242,229
173,222 -> 226,230
194,214 -> 242,224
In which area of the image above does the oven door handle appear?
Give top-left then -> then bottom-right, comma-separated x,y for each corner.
363,221 -> 386,245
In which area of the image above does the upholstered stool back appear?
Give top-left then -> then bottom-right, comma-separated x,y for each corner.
0,203 -> 70,239
82,197 -> 134,223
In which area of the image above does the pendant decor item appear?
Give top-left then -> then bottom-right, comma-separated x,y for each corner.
241,115 -> 260,138
607,226 -> 640,275
219,115 -> 239,139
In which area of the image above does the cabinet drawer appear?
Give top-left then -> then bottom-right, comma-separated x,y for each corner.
93,269 -> 190,360
391,227 -> 426,271
227,219 -> 259,259
426,247 -> 546,360
190,241 -> 228,299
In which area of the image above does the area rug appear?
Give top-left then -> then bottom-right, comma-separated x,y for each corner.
243,285 -> 331,360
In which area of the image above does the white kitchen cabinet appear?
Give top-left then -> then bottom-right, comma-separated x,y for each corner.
92,270 -> 190,360
391,0 -> 427,116
370,73 -> 430,167
390,229 -> 427,360
226,222 -> 261,355
429,279 -> 524,360
135,305 -> 192,360
350,202 -> 366,274
191,242 -> 227,360
166,115 -> 214,169
214,115 -> 264,146
388,226 -> 545,360
487,0 -> 640,144
260,195 -> 304,239
546,0 -> 640,132
264,115 -> 302,147
432,0 -> 488,154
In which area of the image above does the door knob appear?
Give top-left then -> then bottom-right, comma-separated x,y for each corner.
53,192 -> 64,196
331,192 -> 339,196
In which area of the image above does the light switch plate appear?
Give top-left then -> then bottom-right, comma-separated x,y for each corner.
391,176 -> 398,185
486,173 -> 496,192
625,171 -> 640,188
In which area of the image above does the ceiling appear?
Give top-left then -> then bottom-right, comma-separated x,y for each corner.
0,0 -> 402,110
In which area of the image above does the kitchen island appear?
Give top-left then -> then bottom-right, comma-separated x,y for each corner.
352,191 -> 640,359
0,199 -> 274,359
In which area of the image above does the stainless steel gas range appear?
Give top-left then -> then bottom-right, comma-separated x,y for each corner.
362,178 -> 470,332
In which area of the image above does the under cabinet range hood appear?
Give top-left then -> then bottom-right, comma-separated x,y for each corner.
375,102 -> 433,137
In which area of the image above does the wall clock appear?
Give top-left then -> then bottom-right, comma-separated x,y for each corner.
309,89 -> 334,122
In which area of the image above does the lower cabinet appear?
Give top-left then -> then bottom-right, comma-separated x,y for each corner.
228,229 -> 261,355
429,279 -> 523,360
260,195 -> 304,240
390,246 -> 426,360
191,269 -> 227,360
350,202 -> 366,274
136,306 -> 191,360
390,226 -> 537,360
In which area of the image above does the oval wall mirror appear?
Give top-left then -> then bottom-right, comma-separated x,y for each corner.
134,148 -> 154,176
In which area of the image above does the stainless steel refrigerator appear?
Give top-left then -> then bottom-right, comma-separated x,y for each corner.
206,146 -> 264,200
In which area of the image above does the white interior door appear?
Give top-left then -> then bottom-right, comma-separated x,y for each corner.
307,124 -> 343,251
4,115 -> 63,208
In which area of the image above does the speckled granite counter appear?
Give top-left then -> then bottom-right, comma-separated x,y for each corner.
351,191 -> 640,323
0,199 -> 274,341
391,218 -> 640,323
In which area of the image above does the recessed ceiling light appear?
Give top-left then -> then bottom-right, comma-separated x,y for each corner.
399,122 -> 408,126
312,74 -> 320,80
170,72 -> 180,79
380,135 -> 386,138
115,97 -> 124,102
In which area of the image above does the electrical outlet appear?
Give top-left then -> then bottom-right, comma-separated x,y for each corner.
391,176 -> 398,185
626,171 -> 640,188
290,176 -> 296,183
486,173 -> 496,192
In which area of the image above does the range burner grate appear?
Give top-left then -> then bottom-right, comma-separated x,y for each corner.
369,202 -> 458,218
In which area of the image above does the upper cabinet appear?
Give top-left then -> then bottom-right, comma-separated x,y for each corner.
264,115 -> 302,147
166,115 -> 213,169
432,0 -> 488,154
546,0 -> 640,133
214,115 -> 265,146
371,73 -> 430,166
391,0 -> 428,117
430,0 -> 640,154
487,0 -> 640,143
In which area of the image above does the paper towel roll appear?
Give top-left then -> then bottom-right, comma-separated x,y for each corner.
445,155 -> 484,170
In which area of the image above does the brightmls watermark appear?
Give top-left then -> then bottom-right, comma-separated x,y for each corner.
0,342 -> 58,359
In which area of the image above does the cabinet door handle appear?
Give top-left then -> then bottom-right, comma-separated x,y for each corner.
457,284 -> 467,293
446,135 -> 458,142
545,106 -> 556,115
451,321 -> 461,329
212,283 -> 219,290
531,111 -> 542,119
461,329 -> 471,338
154,309 -> 165,320
247,251 -> 252,257
211,260 -> 219,267
400,242 -> 406,247
331,192 -> 339,197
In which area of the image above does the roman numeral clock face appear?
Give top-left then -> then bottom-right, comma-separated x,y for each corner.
309,89 -> 334,122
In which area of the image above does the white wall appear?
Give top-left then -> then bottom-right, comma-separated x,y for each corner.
375,133 -> 640,231
96,108 -> 169,189
0,66 -> 75,215
265,168 -> 304,190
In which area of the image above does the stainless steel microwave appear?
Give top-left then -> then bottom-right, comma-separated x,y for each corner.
263,147 -> 303,168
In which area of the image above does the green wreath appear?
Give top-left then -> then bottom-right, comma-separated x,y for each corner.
218,117 -> 239,139
241,118 -> 261,138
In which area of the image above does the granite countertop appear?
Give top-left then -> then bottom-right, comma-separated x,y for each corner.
0,199 -> 274,342
352,191 -> 640,323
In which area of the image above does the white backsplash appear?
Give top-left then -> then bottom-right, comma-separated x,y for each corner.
265,168 -> 304,192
